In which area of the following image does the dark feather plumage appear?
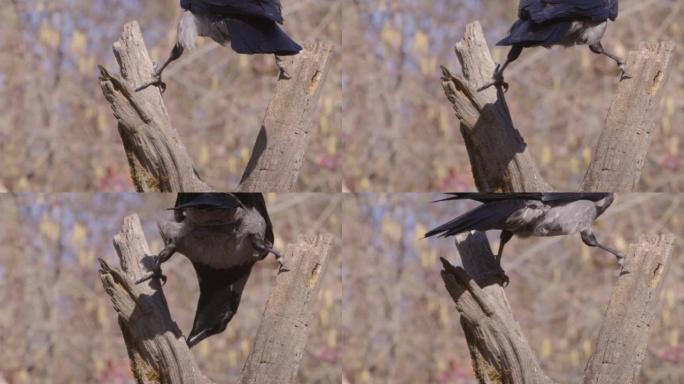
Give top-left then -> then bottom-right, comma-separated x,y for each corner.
143,193 -> 279,348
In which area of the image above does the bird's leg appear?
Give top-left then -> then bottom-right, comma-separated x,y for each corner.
494,231 -> 514,286
136,44 -> 185,93
251,235 -> 288,273
589,42 -> 631,80
275,55 -> 291,80
581,230 -> 626,269
479,45 -> 523,92
136,240 -> 177,285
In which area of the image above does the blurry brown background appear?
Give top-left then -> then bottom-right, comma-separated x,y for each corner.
342,0 -> 683,192
0,0 -> 341,192
342,193 -> 683,383
0,193 -> 341,383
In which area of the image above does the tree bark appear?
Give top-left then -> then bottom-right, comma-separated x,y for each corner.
583,234 -> 674,384
238,42 -> 334,192
441,21 -> 674,193
440,232 -> 674,384
99,215 -> 213,384
99,21 -> 331,192
240,234 -> 333,384
98,214 -> 333,384
99,22 -> 211,192
441,22 -> 552,192
582,42 -> 675,192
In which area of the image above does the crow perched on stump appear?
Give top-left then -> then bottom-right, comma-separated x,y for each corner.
137,193 -> 285,348
425,193 -> 625,285
138,0 -> 303,92
482,0 -> 627,91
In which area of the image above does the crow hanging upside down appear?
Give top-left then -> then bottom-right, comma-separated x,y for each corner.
425,193 -> 625,285
482,0 -> 628,91
138,193 -> 285,348
138,0 -> 303,92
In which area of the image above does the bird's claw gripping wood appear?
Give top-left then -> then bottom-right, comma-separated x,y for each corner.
498,270 -> 510,287
275,55 -> 291,80
135,255 -> 168,285
618,63 -> 632,81
136,66 -> 167,93
271,247 -> 289,273
478,64 -> 509,93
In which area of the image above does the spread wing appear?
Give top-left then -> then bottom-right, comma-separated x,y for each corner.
435,193 -> 611,205
235,193 -> 274,244
173,193 -> 243,210
186,262 -> 254,347
519,0 -> 618,23
181,0 -> 284,23
425,200 -> 523,238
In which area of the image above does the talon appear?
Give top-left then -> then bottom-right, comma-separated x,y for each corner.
478,64 -> 508,92
618,67 -> 632,81
277,260 -> 289,273
279,69 -> 291,80
275,56 -> 291,80
135,255 -> 168,285
273,251 -> 289,273
136,271 -> 167,285
498,271 -> 510,287
136,70 -> 167,93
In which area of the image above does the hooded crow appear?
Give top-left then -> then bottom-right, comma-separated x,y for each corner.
138,192 -> 285,348
138,0 -> 302,92
425,193 -> 625,284
481,0 -> 627,91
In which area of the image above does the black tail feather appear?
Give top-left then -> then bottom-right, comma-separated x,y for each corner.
226,17 -> 302,55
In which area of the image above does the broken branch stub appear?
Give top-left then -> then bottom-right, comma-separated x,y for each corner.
238,41 -> 334,192
99,215 -> 213,384
240,234 -> 334,384
582,41 -> 675,192
441,22 -> 552,192
99,21 -> 210,192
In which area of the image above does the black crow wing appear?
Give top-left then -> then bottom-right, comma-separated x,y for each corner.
186,261 -> 254,348
225,17 -> 302,55
182,0 -> 284,24
235,193 -> 274,244
520,0 -> 617,24
173,193 -> 243,210
436,193 -> 611,205
425,201 -> 523,238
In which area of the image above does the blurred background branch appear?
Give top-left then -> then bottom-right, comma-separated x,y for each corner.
440,232 -> 674,383
99,215 -> 334,383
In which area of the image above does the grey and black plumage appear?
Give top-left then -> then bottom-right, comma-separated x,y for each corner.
138,0 -> 303,92
138,192 -> 285,348
425,193 -> 624,283
481,0 -> 627,91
